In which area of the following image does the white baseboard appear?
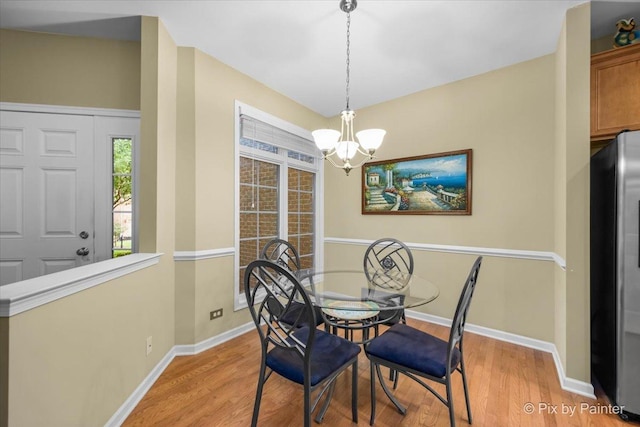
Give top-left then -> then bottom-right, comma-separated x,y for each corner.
105,347 -> 176,427
174,322 -> 255,356
105,322 -> 255,427
107,313 -> 595,426
406,310 -> 596,399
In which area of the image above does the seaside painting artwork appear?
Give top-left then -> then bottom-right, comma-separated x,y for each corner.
362,149 -> 472,215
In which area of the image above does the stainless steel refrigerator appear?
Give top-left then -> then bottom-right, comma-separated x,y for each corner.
591,130 -> 640,421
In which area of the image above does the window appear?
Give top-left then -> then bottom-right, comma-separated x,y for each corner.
238,157 -> 280,276
288,168 -> 315,270
95,115 -> 140,263
112,137 -> 134,258
235,102 -> 323,308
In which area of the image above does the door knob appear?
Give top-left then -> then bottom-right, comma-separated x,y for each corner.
76,247 -> 90,256
79,231 -> 89,239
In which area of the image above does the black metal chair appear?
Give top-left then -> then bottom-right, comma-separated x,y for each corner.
363,238 -> 414,326
260,238 -> 324,328
365,256 -> 483,427
260,238 -> 302,272
245,259 -> 360,427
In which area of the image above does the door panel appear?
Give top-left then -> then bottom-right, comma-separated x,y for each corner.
0,111 -> 94,285
0,260 -> 22,284
42,168 -> 78,236
0,167 -> 23,236
41,259 -> 77,276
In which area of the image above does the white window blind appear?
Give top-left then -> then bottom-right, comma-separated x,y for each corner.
240,114 -> 317,157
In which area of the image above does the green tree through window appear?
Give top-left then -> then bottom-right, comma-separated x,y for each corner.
112,138 -> 133,257
113,138 -> 132,209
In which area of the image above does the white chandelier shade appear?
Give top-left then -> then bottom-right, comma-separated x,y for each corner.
356,129 -> 386,151
311,129 -> 341,152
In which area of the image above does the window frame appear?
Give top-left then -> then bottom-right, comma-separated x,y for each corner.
234,101 -> 324,310
94,116 -> 140,263
111,137 -> 135,258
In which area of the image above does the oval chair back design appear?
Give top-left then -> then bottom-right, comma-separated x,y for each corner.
245,259 -> 317,347
260,238 -> 301,273
363,238 -> 414,326
259,238 -> 323,328
363,238 -> 414,291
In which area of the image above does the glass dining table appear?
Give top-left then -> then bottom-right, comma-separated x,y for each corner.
296,269 -> 440,343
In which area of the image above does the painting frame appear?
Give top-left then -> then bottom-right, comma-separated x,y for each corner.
362,149 -> 472,215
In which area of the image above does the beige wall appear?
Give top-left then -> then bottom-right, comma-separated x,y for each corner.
556,3 -> 591,382
0,4 -> 594,425
326,55 -> 556,250
324,54 -> 558,341
140,13 -> 178,370
5,266 -> 171,427
1,19 -> 178,426
325,245 -> 556,340
0,29 -> 140,110
173,47 -> 325,343
0,20 -> 326,424
192,48 -> 324,249
555,19 -> 569,371
323,5 -> 592,382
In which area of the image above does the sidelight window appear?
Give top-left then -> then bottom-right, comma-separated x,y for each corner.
112,137 -> 133,258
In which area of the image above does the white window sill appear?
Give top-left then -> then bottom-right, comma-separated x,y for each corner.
0,253 -> 162,317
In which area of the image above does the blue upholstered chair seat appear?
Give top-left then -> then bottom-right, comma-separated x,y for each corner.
267,326 -> 361,386
246,259 -> 359,426
280,301 -> 324,327
366,323 -> 460,378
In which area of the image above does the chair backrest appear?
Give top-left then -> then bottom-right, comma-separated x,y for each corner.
261,239 -> 301,273
244,259 -> 317,358
363,238 -> 414,291
447,256 -> 483,358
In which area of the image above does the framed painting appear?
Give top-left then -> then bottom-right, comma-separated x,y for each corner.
362,149 -> 472,215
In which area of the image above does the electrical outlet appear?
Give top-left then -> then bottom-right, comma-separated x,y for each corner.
146,336 -> 152,356
210,308 -> 223,320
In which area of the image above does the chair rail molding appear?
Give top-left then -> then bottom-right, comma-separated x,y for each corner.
324,237 -> 567,270
0,253 -> 162,317
173,247 -> 235,261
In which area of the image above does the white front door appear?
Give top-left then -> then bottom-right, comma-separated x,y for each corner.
0,111 -> 94,285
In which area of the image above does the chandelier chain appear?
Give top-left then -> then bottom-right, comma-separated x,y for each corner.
345,11 -> 351,110
311,0 -> 385,176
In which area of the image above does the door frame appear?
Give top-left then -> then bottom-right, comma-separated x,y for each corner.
0,102 -> 140,264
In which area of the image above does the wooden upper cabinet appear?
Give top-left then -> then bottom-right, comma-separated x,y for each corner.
591,43 -> 640,142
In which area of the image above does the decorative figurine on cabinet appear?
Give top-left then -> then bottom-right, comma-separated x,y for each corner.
614,18 -> 640,48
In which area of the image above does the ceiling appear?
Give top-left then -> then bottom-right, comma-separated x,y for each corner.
1,0 -> 639,117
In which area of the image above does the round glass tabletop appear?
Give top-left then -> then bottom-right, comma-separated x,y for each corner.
296,269 -> 440,313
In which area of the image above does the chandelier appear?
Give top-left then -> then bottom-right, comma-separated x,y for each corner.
312,0 -> 386,176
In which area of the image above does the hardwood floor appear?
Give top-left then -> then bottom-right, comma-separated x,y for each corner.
123,319 -> 639,426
